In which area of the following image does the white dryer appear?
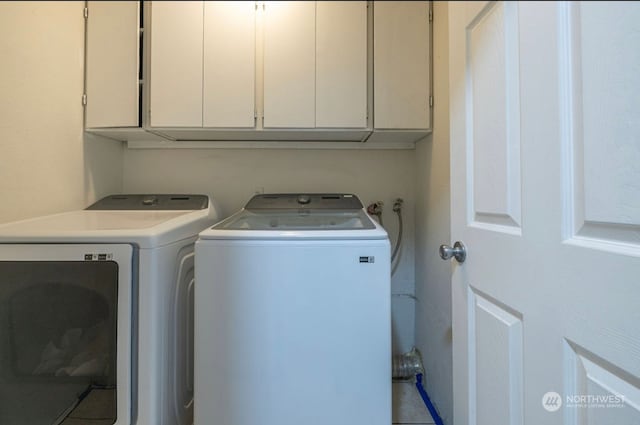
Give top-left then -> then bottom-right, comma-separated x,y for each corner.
0,194 -> 221,425
195,193 -> 391,425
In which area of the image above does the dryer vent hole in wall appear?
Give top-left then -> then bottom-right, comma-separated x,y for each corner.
392,347 -> 424,380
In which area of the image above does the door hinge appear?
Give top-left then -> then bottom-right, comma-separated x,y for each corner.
429,96 -> 433,108
84,6 -> 88,19
82,93 -> 87,106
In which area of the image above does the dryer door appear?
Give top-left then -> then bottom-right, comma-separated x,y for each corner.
0,244 -> 133,425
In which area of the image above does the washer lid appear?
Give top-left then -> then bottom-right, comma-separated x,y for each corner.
200,208 -> 388,240
215,208 -> 376,231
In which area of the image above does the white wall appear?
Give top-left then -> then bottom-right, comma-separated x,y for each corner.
415,2 -> 453,424
123,147 -> 416,354
0,2 -> 123,224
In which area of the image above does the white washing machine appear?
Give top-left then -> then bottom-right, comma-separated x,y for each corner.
195,193 -> 391,425
0,194 -> 221,425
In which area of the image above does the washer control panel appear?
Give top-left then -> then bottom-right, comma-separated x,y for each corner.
245,193 -> 363,210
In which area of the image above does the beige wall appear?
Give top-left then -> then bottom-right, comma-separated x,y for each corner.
123,147 -> 417,353
0,2 -> 123,224
415,2 -> 453,423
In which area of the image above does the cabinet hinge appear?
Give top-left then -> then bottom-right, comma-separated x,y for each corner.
82,93 -> 87,106
428,8 -> 433,22
429,95 -> 433,108
84,6 -> 88,19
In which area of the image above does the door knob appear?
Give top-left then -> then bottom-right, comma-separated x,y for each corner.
439,241 -> 466,263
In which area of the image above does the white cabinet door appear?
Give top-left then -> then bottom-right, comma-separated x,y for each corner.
374,1 -> 430,130
203,1 -> 255,128
263,1 -> 315,128
316,1 -> 367,128
149,1 -> 203,127
85,1 -> 139,128
147,0 -> 367,134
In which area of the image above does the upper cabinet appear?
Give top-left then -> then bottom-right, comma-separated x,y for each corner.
263,1 -> 316,128
263,1 -> 367,129
373,1 -> 431,132
203,2 -> 256,128
85,1 -> 140,128
84,1 -> 431,146
149,1 -> 203,127
316,1 -> 368,129
149,1 -> 367,131
149,1 -> 256,128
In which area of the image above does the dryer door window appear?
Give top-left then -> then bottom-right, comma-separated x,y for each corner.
0,261 -> 119,425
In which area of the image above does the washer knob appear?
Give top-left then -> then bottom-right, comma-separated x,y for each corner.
297,195 -> 311,205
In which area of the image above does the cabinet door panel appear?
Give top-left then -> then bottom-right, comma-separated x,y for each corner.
316,1 -> 367,128
263,1 -> 315,128
374,1 -> 430,129
203,1 -> 255,128
86,1 -> 139,128
150,1 -> 203,127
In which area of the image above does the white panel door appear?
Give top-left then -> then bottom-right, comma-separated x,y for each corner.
85,1 -> 139,128
203,1 -> 255,128
449,2 -> 640,425
316,1 -> 367,128
374,1 -> 430,130
149,1 -> 203,127
263,1 -> 315,128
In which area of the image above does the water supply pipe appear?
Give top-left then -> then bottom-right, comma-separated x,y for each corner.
415,373 -> 445,425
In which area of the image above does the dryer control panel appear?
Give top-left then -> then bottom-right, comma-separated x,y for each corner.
86,194 -> 208,210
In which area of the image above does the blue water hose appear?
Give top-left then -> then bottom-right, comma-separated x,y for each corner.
415,373 -> 445,425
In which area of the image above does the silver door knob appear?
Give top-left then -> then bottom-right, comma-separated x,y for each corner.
439,241 -> 467,263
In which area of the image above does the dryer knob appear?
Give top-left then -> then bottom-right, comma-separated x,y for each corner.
142,196 -> 158,206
